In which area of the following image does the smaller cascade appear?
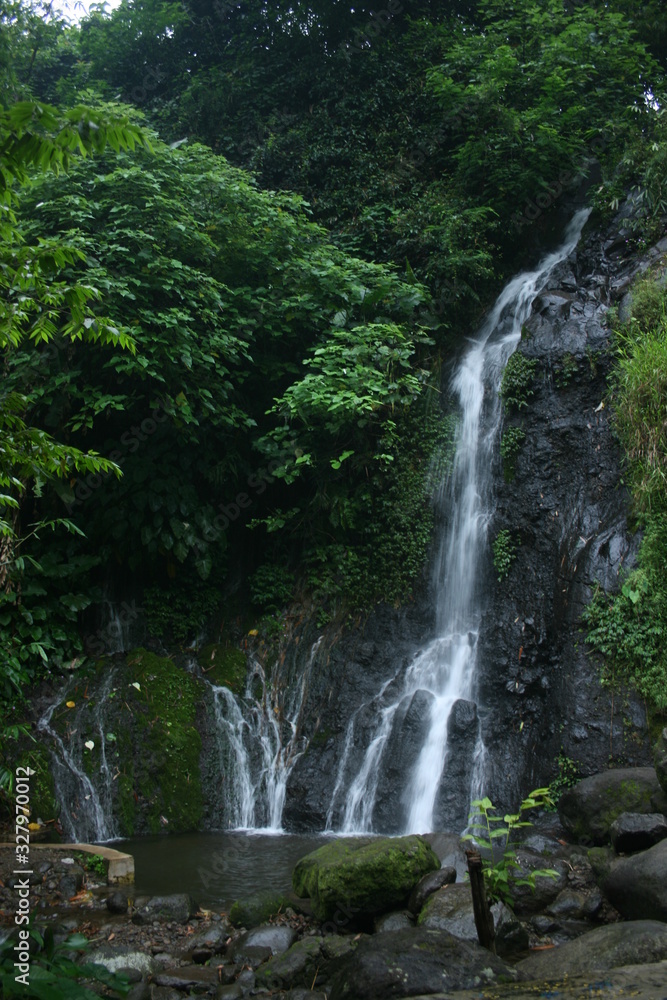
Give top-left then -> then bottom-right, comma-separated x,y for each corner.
38,670 -> 119,842
210,636 -> 322,831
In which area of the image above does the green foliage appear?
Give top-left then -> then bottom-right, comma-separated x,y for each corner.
582,270 -> 667,714
463,788 -> 558,905
143,583 -> 220,643
555,353 -> 579,388
75,851 -> 107,879
249,565 -> 295,612
500,353 -> 537,411
546,751 -> 581,808
290,401 -> 457,615
0,925 -> 129,1000
500,424 -> 526,481
582,528 -> 667,713
492,529 -> 516,582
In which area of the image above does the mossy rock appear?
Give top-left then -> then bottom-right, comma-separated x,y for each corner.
586,846 -> 616,886
229,890 -> 292,928
123,649 -> 204,834
199,643 -> 247,694
559,767 -> 663,845
292,835 -> 440,922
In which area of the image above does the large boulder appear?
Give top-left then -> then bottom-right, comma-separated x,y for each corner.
610,812 -> 667,854
417,884 -> 477,940
517,920 -> 667,979
505,850 -> 569,916
329,927 -> 517,999
602,839 -> 667,921
256,935 -> 359,992
655,728 -> 667,795
558,768 -> 665,845
292,836 -> 439,922
417,884 -> 527,958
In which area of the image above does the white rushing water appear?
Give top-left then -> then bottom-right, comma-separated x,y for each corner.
211,636 -> 322,831
332,209 -> 591,835
37,670 -> 119,842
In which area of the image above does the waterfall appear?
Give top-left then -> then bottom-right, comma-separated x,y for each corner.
37,669 -> 119,842
210,636 -> 322,831
330,209 -> 591,835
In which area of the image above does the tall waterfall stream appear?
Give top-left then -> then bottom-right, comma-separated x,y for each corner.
40,211 -> 589,842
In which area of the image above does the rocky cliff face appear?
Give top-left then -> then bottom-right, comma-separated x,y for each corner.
32,211 -> 663,838
282,212 -> 663,832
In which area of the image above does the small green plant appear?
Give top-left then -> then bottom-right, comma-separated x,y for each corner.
555,352 -> 578,388
492,529 -> 516,582
463,788 -> 559,905
76,851 -> 107,879
500,352 -> 537,410
546,751 -> 580,807
0,925 -> 129,999
500,425 -> 526,481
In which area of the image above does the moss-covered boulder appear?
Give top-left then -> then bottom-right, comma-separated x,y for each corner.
292,835 -> 439,922
558,768 -> 665,845
229,890 -> 292,928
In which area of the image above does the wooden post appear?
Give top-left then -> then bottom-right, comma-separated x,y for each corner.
465,848 -> 496,954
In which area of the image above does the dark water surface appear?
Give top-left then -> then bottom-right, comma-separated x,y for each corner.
111,832 -> 332,908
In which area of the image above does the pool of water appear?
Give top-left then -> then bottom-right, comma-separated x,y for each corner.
109,832 -> 333,909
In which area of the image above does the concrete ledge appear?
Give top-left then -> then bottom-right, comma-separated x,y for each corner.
0,842 -> 135,885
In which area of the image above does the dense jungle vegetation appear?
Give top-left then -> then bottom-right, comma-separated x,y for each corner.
1,0 -> 667,789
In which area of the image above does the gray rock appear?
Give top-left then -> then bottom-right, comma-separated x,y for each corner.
417,884 -> 477,941
493,901 -> 529,958
602,838 -> 667,921
54,863 -> 85,898
236,969 -> 255,993
517,920 -> 667,979
655,728 -> 667,795
215,985 -> 243,1000
133,893 -> 198,925
610,812 -> 667,854
374,910 -> 414,933
423,833 -> 468,879
559,768 -> 663,845
155,966 -> 221,990
227,941 -> 271,968
149,989 -> 181,1000
126,983 -> 150,1000
87,948 -> 157,978
506,850 -> 569,916
587,845 -> 616,885
432,699 -> 480,831
185,921 -> 228,957
106,891 -> 128,915
329,927 -> 516,999
285,991 -> 327,1000
546,887 -> 602,920
407,866 -> 457,915
242,923 -> 297,955
255,937 -> 322,990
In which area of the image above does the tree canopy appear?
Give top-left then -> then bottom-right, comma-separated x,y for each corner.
0,0 -> 665,723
